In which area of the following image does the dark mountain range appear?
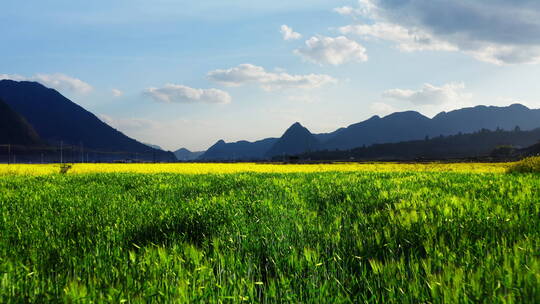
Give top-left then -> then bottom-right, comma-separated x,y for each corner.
432,104 -> 540,134
323,104 -> 540,150
266,122 -> 320,157
174,148 -> 204,161
0,80 -> 175,162
324,111 -> 433,150
0,98 -> 42,146
200,104 -> 540,161
200,123 -> 321,161
201,138 -> 278,161
297,128 -> 540,161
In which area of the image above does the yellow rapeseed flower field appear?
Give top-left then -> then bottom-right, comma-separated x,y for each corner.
0,162 -> 512,175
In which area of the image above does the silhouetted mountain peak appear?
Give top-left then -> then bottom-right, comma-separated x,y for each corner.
201,137 -> 278,160
508,103 -> 529,110
384,111 -> 428,120
266,122 -> 319,157
0,80 -> 175,161
176,148 -> 191,153
286,123 -> 311,136
174,147 -> 204,161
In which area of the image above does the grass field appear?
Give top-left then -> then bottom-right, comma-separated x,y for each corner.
0,163 -> 538,303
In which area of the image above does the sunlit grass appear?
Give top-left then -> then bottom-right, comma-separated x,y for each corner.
0,162 -> 537,302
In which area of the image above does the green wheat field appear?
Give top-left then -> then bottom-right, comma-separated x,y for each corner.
0,164 -> 539,303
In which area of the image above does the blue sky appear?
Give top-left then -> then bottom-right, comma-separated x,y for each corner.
3,0 -> 540,151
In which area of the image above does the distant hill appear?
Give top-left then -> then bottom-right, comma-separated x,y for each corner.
199,104 -> 540,160
520,142 -> 540,157
200,138 -> 278,161
322,104 -> 540,150
324,111 -> 432,150
0,98 -> 42,146
0,80 -> 175,162
200,123 -> 321,161
432,104 -> 540,134
266,122 -> 320,157
297,128 -> 540,161
174,148 -> 204,161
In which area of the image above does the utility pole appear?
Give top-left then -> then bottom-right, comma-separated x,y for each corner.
60,141 -> 63,164
7,144 -> 10,165
80,142 -> 84,163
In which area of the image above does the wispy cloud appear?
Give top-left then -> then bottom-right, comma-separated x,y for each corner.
144,84 -> 232,104
383,82 -> 471,106
208,64 -> 337,90
0,73 -> 93,94
111,89 -> 123,97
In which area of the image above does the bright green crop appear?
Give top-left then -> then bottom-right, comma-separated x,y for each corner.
0,171 -> 538,303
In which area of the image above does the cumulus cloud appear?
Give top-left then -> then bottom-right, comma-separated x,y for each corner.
280,25 -> 302,41
144,84 -> 232,104
383,82 -> 471,105
0,73 -> 93,94
207,64 -> 337,90
111,89 -> 123,97
336,0 -> 540,64
294,36 -> 368,65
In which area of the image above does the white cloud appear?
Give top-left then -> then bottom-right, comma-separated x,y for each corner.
336,0 -> 540,65
339,23 -> 457,52
0,73 -> 93,94
111,89 -> 123,97
334,6 -> 354,16
207,64 -> 337,90
294,36 -> 368,65
33,74 -> 93,94
0,74 -> 26,81
383,82 -> 471,105
334,0 -> 377,18
468,45 -> 540,66
370,102 -> 397,116
280,25 -> 302,41
144,84 -> 232,104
